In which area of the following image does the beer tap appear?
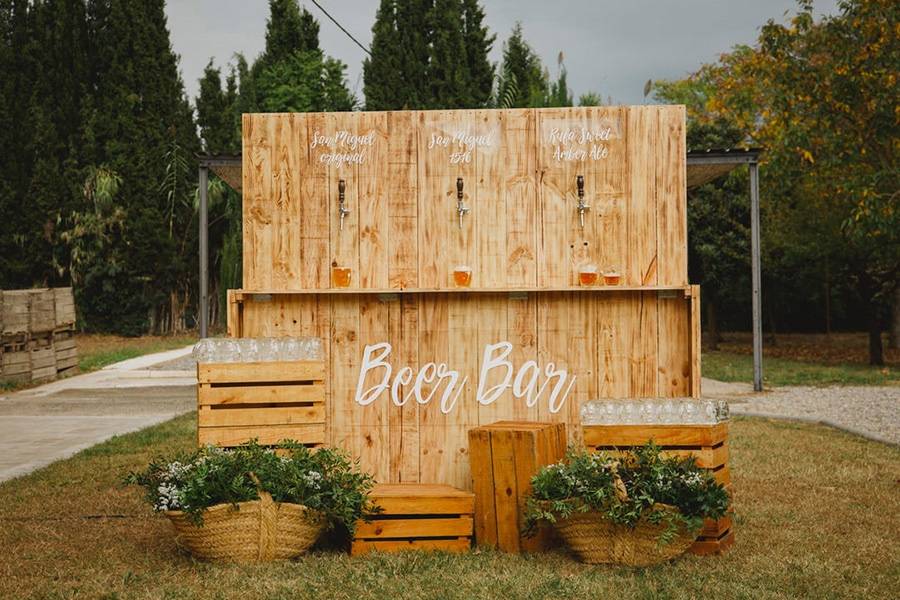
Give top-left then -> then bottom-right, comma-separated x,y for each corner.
338,179 -> 350,231
576,175 -> 590,231
456,177 -> 469,229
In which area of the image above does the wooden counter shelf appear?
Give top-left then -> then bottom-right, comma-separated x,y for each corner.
232,285 -> 693,300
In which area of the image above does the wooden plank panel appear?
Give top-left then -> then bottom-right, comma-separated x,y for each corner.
327,112 -> 361,289
658,293 -> 691,397
242,113 -> 273,290
656,105 -> 687,286
199,404 -> 325,427
627,107 -> 658,286
467,428 -> 498,547
197,361 -> 324,384
587,444 -> 728,470
358,111 -> 389,289
198,423 -> 325,446
583,423 -> 728,447
271,113 -> 300,288
298,113 -> 330,289
199,383 -> 324,406
356,294 -> 392,481
387,111 -> 419,289
329,295 -> 360,453
474,109 -> 504,288
397,294 -> 420,481
505,109 -> 538,287
690,285 -> 702,398
489,429 -> 520,552
507,293 -> 539,421
355,517 -> 473,539
630,291 -> 659,397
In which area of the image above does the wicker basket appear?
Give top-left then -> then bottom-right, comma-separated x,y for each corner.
552,504 -> 696,566
166,491 -> 325,562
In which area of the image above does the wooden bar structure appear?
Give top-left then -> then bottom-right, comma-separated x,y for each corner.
351,483 -> 474,555
583,422 -> 734,554
468,421 -> 566,552
196,360 -> 326,448
230,106 -> 698,491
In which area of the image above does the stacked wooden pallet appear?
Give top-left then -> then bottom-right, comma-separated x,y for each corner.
0,287 -> 78,384
583,422 -> 734,555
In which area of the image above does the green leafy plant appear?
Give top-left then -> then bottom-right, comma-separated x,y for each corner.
524,443 -> 730,544
125,440 -> 379,534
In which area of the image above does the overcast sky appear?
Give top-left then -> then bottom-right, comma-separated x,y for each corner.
166,0 -> 840,107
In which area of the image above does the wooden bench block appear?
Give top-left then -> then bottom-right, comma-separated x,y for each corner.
468,421 -> 567,553
351,483 -> 474,556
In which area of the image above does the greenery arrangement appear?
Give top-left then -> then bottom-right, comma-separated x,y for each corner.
524,443 -> 730,544
125,440 -> 379,534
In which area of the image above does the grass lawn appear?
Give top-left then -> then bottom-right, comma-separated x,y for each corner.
703,332 -> 900,387
76,333 -> 197,372
0,415 -> 897,599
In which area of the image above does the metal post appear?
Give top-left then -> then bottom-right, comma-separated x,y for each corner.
749,161 -> 763,391
199,165 -> 209,339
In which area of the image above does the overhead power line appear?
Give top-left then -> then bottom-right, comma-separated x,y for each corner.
308,0 -> 372,57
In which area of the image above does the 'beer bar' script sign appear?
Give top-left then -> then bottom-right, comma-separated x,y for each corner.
355,341 -> 576,414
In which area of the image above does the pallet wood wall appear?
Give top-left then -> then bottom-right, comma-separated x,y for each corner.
242,106 -> 686,291
236,106 -> 695,490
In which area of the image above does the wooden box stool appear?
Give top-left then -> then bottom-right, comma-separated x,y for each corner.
583,421 -> 734,555
468,421 -> 567,553
351,484 -> 474,555
197,360 -> 325,448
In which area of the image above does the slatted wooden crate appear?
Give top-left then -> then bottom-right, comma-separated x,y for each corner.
583,421 -> 734,555
351,483 -> 474,555
197,360 -> 325,448
1,290 -> 31,336
28,288 -> 56,334
30,347 -> 56,383
468,421 -> 566,553
1,348 -> 31,383
53,287 -> 76,329
54,331 -> 78,373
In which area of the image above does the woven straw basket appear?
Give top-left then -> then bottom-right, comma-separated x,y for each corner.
166,491 -> 325,562
553,504 -> 696,566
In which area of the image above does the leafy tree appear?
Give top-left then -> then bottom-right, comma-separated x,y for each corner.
459,0 -> 495,107
704,0 -> 899,364
258,0 -> 319,70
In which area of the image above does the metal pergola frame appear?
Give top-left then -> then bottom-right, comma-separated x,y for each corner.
197,148 -> 765,392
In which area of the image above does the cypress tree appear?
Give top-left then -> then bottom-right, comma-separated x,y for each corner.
197,60 -> 239,154
496,23 -> 548,108
259,0 -> 319,68
426,0 -> 467,108
363,0 -> 404,110
460,0 -> 494,107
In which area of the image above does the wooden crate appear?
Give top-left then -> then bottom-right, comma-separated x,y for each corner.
1,290 -> 30,336
583,422 -> 734,555
30,346 -> 56,383
53,287 -> 76,328
54,332 -> 78,373
351,483 -> 474,555
28,288 -> 56,334
197,360 -> 326,448
1,348 -> 31,383
468,421 -> 566,553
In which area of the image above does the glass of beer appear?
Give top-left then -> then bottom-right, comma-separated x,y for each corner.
332,266 -> 351,288
453,265 -> 472,287
603,267 -> 621,286
578,263 -> 599,286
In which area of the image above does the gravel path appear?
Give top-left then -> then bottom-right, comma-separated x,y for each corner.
703,378 -> 900,445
